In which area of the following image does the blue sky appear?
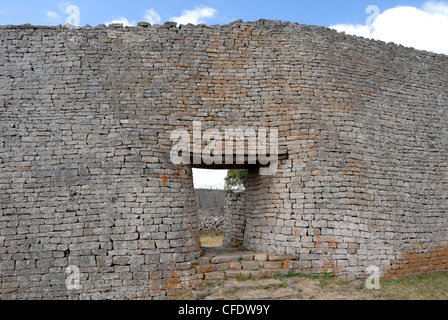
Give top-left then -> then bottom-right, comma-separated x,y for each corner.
0,0 -> 437,28
1,0 -> 447,189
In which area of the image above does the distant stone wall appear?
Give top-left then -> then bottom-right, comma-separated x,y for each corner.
194,189 -> 226,235
195,189 -> 227,208
222,191 -> 246,247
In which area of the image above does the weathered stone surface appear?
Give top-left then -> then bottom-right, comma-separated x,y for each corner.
222,191 -> 246,247
254,253 -> 268,261
0,20 -> 447,300
224,279 -> 283,290
225,270 -> 242,278
242,261 -> 259,271
190,290 -> 208,300
204,272 -> 225,280
195,189 -> 227,235
195,265 -> 215,274
205,295 -> 225,301
228,262 -> 242,270
237,288 -> 299,300
210,254 -> 254,264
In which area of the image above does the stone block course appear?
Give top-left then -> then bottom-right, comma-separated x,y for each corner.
195,189 -> 226,235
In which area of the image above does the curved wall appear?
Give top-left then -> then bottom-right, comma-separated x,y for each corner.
0,20 -> 447,299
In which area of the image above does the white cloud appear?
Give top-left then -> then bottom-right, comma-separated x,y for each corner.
45,1 -> 73,23
193,169 -> 227,189
45,1 -> 70,22
329,23 -> 372,38
330,1 -> 448,55
57,0 -> 73,12
144,8 -> 161,25
105,17 -> 136,27
424,0 -> 448,15
46,11 -> 61,20
170,6 -> 217,25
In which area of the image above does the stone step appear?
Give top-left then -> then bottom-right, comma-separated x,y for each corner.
194,248 -> 301,285
237,288 -> 299,300
192,278 -> 303,300
201,253 -> 298,263
196,262 -> 293,278
198,286 -> 301,301
224,269 -> 289,279
223,279 -> 284,290
205,295 -> 226,300
195,252 -> 297,272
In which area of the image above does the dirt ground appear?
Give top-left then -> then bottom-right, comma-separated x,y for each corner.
200,235 -> 224,247
189,239 -> 448,301
172,270 -> 448,301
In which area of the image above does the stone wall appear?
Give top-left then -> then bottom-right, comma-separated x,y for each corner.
0,20 -> 447,299
194,189 -> 226,235
223,191 -> 246,247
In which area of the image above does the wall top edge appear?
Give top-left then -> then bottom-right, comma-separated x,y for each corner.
0,19 -> 447,59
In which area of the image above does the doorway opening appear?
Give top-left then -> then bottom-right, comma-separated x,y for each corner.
192,168 -> 228,248
192,168 -> 250,249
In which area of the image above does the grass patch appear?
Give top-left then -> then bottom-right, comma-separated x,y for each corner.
318,279 -> 331,289
224,289 -> 237,296
262,286 -> 272,290
285,271 -> 299,278
274,271 -> 336,289
202,281 -> 218,288
379,271 -> 448,300
317,274 -> 335,289
278,271 -> 325,280
236,275 -> 255,282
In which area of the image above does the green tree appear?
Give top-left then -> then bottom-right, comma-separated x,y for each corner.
224,169 -> 248,191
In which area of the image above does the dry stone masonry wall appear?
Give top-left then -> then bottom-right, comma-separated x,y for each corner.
223,191 -> 247,247
194,189 -> 226,235
0,20 -> 447,300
